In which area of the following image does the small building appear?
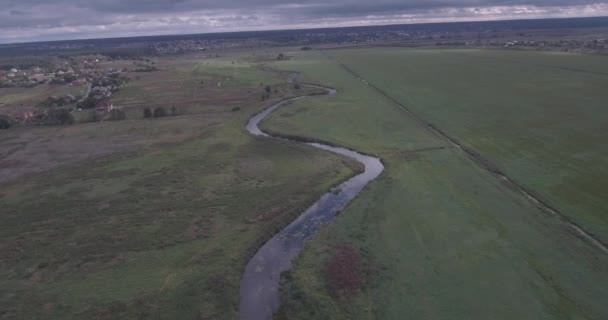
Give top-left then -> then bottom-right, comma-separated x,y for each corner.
64,94 -> 76,104
16,111 -> 34,122
10,68 -> 18,73
70,79 -> 87,86
95,100 -> 113,113
7,72 -> 15,78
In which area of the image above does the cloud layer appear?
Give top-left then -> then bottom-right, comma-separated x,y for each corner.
2,0 -> 608,43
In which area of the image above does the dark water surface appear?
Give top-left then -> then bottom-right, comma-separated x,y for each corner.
239,79 -> 384,320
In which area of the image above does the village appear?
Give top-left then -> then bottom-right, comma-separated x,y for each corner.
0,55 -> 135,126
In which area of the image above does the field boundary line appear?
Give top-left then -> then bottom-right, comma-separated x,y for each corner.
320,49 -> 608,255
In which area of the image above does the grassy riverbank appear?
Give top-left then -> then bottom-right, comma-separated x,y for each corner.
263,49 -> 608,319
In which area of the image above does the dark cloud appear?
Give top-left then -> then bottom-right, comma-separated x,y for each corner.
1,0 -> 607,43
8,10 -> 27,15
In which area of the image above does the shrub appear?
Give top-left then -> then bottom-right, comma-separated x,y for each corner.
77,97 -> 97,109
153,107 -> 167,118
0,115 -> 12,129
143,108 -> 152,118
293,84 -> 301,90
231,107 -> 241,112
326,244 -> 364,296
48,108 -> 74,125
265,85 -> 271,94
109,109 -> 126,121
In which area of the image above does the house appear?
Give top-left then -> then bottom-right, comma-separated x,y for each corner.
64,94 -> 76,104
95,100 -> 113,113
10,68 -> 18,73
16,111 -> 34,122
70,79 -> 87,86
7,72 -> 15,78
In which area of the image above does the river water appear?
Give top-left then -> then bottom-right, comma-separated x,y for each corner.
239,78 -> 384,320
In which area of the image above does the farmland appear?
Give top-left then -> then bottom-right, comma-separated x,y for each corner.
327,48 -> 608,244
262,49 -> 608,319
0,52 -> 360,319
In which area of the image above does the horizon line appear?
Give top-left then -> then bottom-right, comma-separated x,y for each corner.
2,14 -> 608,46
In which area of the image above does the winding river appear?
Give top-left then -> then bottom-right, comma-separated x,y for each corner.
239,75 -> 384,320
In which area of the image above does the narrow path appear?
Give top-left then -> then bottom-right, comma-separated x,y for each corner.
321,50 -> 608,254
238,75 -> 384,320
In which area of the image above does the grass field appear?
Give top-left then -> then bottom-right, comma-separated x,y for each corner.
0,52 -> 359,319
112,51 -> 286,119
261,49 -> 608,319
0,84 -> 83,117
326,48 -> 608,245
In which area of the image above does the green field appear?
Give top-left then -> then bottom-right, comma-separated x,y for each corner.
0,54 -> 359,319
260,49 -> 608,319
327,48 -> 608,244
0,84 -> 83,117
109,51 -> 292,121
2,47 -> 607,320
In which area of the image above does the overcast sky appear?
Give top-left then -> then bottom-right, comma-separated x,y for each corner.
1,0 -> 608,43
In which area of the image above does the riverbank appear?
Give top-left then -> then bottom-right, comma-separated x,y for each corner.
240,79 -> 383,320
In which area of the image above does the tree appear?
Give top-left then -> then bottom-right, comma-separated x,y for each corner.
170,106 -> 178,116
109,109 -> 126,121
77,97 -> 97,109
143,108 -> 152,118
48,108 -> 74,125
265,85 -> 271,94
0,115 -> 12,129
153,107 -> 167,118
277,53 -> 285,60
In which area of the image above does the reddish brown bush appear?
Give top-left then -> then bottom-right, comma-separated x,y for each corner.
325,243 -> 364,296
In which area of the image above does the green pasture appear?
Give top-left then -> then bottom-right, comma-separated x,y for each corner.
263,49 -> 608,320
327,48 -> 608,244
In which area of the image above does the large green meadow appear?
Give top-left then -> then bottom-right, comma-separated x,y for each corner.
263,49 -> 608,319
328,48 -> 608,244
